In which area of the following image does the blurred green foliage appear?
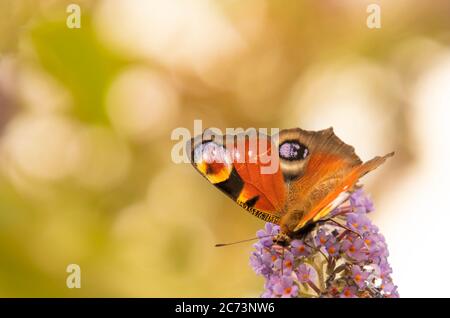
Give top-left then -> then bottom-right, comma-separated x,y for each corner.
30,18 -> 123,123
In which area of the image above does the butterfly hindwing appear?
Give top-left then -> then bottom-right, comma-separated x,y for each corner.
275,128 -> 393,233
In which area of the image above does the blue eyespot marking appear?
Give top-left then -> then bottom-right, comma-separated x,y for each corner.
193,141 -> 231,165
279,141 -> 308,161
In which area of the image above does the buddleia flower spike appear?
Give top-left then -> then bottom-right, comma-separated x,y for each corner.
250,189 -> 399,298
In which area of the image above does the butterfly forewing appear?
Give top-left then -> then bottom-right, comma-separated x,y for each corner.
190,133 -> 286,224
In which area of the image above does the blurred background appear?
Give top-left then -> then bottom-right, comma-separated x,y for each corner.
0,0 -> 449,297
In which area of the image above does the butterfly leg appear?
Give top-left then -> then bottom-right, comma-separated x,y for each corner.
272,233 -> 291,276
303,239 -> 329,263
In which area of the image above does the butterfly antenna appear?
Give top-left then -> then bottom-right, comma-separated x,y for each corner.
331,204 -> 367,217
215,234 -> 275,247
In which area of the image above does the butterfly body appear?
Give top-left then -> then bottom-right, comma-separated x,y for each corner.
189,127 -> 393,239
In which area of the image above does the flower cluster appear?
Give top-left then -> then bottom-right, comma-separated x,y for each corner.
250,189 -> 398,298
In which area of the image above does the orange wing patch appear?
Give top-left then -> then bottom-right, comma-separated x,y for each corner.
231,138 -> 287,223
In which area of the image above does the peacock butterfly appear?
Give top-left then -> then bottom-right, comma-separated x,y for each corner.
189,127 -> 393,241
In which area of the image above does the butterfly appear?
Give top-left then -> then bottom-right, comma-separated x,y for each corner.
189,127 -> 393,242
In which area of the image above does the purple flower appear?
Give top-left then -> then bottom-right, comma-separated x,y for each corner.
378,259 -> 393,281
381,280 -> 399,297
272,276 -> 299,298
351,265 -> 369,289
346,213 -> 368,234
249,249 -> 273,277
274,250 -> 295,274
362,233 -> 378,254
341,237 -> 368,261
250,189 -> 398,298
350,189 -> 374,213
256,223 -> 279,247
314,229 -> 331,247
261,290 -> 274,298
340,286 -> 357,298
296,264 -> 318,283
291,239 -> 311,257
325,241 -> 340,257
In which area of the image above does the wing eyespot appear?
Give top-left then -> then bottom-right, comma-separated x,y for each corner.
279,141 -> 309,161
